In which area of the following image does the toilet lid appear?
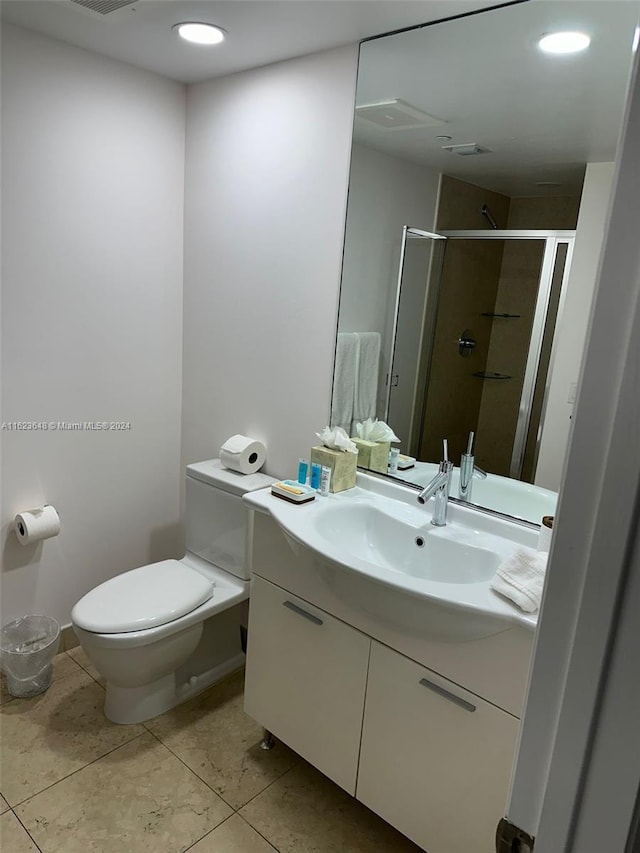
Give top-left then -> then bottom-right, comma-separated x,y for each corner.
71,560 -> 214,634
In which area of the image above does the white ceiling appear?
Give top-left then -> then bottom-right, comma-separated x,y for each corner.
354,1 -> 640,196
0,0 -> 502,83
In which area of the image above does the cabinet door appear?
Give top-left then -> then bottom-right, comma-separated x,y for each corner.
357,641 -> 519,853
244,575 -> 371,795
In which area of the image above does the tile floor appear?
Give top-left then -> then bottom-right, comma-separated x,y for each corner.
0,650 -> 423,852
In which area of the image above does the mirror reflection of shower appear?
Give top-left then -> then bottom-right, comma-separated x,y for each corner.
386,180 -> 576,483
481,204 -> 498,229
330,0 -> 637,514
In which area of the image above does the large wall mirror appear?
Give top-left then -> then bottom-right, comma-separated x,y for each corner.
331,0 -> 639,523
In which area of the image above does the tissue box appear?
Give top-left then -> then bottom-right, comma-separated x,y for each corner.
310,446 -> 357,493
352,439 -> 390,474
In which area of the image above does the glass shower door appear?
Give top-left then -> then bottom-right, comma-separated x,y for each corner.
416,231 -> 574,482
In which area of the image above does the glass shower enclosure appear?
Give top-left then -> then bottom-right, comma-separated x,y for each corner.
386,228 -> 575,483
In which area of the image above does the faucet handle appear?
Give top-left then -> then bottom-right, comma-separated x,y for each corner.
439,460 -> 454,490
417,461 -> 453,505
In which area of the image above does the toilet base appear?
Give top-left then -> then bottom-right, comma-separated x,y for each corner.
104,651 -> 246,724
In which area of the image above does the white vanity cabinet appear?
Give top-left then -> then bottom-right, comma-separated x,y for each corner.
244,575 -> 371,795
357,641 -> 519,853
243,505 -> 532,853
245,573 -> 519,852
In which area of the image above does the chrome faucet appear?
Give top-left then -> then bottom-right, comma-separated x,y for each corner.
417,460 -> 454,526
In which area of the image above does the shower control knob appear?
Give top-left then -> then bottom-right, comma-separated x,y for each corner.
457,329 -> 476,357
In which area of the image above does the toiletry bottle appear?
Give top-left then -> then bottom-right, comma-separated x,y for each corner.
537,515 -> 554,552
310,462 -> 322,490
319,466 -> 331,496
388,447 -> 399,474
297,458 -> 309,485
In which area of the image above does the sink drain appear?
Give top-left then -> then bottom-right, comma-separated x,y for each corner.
415,536 -> 425,548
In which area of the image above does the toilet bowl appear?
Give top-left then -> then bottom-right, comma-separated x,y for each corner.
71,460 -> 274,724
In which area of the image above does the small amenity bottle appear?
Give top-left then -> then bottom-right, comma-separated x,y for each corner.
537,516 -> 554,552
319,466 -> 332,496
310,462 -> 322,490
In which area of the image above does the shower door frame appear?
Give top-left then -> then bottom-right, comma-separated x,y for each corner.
432,230 -> 576,480
383,226 -> 447,423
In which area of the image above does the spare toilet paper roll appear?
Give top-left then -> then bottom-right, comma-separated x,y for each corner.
219,435 -> 266,475
14,505 -> 61,546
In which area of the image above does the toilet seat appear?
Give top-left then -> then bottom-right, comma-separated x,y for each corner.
71,560 -> 214,634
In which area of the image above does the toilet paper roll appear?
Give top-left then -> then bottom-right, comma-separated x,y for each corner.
14,505 -> 60,546
219,435 -> 266,475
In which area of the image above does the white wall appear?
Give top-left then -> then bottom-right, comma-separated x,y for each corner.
536,162 -> 616,490
182,46 -> 358,478
338,144 -> 440,420
1,25 -> 186,626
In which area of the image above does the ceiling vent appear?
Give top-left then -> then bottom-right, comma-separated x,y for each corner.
441,143 -> 492,156
355,99 -> 445,131
67,0 -> 139,18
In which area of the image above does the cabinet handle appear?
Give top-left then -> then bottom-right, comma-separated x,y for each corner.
282,600 -> 323,626
419,677 -> 476,713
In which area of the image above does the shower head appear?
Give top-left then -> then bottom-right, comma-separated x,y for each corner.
481,204 -> 498,229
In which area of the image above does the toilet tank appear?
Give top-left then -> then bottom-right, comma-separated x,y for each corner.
185,459 -> 275,581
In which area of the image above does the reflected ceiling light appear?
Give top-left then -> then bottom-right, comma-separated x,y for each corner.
173,22 -> 226,45
442,142 -> 491,156
538,31 -> 590,54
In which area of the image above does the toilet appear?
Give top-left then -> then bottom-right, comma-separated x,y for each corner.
71,459 -> 274,724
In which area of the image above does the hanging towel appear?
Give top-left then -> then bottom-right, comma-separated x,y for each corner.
490,546 -> 548,613
330,332 -> 359,434
353,332 -> 381,432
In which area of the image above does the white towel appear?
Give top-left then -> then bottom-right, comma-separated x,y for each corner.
490,546 -> 547,613
353,332 -> 380,431
331,333 -> 359,434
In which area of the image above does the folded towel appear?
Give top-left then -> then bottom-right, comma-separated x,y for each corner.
490,546 -> 547,613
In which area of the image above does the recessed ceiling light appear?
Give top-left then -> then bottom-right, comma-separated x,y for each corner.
538,31 -> 591,55
435,135 -> 452,142
173,22 -> 226,46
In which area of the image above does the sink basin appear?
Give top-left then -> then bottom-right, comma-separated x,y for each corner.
244,472 -> 539,635
313,503 -> 500,584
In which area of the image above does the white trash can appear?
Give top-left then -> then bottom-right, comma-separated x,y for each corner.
0,615 -> 61,698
